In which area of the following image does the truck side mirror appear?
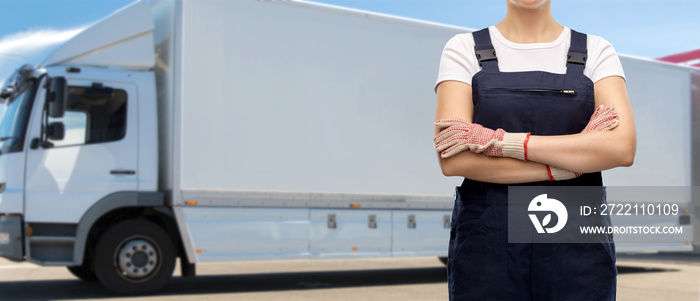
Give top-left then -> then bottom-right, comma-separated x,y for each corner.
47,77 -> 67,118
46,122 -> 65,141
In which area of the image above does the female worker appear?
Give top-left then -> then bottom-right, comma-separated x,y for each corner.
433,0 -> 636,300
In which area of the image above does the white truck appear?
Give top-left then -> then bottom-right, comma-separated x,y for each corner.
0,0 -> 462,294
0,0 -> 697,295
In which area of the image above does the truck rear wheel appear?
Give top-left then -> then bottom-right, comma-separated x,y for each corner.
67,263 -> 98,282
93,219 -> 175,295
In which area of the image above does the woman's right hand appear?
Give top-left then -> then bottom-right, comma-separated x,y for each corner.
547,105 -> 620,181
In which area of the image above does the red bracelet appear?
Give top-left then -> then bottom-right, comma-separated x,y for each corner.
523,132 -> 531,161
546,165 -> 555,182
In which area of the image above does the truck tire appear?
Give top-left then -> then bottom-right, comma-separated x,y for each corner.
67,263 -> 98,282
93,219 -> 175,295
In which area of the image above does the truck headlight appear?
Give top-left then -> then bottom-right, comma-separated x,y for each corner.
0,232 -> 9,245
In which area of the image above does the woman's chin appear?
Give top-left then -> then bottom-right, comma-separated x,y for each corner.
508,0 -> 549,9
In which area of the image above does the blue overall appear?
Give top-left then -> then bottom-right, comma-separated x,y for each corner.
447,29 -> 617,300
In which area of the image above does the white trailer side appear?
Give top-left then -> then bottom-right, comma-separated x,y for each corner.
152,0 -> 463,262
154,0 -> 463,196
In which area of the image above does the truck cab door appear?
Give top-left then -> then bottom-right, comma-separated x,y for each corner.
24,79 -> 139,224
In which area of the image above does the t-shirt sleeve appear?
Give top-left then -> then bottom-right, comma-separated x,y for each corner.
435,33 -> 479,93
585,35 -> 626,83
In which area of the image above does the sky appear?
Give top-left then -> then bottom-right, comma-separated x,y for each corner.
0,0 -> 699,85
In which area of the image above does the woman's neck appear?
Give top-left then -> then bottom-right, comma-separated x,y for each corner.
495,2 -> 563,44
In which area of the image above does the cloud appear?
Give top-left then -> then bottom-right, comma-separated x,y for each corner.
0,26 -> 86,84
0,27 -> 84,55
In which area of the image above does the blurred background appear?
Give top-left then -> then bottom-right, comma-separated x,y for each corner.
0,1 -> 699,300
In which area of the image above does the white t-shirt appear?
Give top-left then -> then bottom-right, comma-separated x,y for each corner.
435,26 -> 625,91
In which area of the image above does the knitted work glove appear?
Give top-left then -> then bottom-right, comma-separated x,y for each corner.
547,105 -> 619,181
582,105 -> 619,132
433,119 -> 530,160
546,165 -> 582,182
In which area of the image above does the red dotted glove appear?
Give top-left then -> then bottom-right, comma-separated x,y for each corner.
433,120 -> 530,160
547,105 -> 619,181
582,105 -> 619,132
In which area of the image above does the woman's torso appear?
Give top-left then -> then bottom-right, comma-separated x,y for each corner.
459,27 -> 601,203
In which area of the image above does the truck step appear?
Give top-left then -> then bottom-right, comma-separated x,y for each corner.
27,259 -> 76,266
28,236 -> 76,264
29,236 -> 76,244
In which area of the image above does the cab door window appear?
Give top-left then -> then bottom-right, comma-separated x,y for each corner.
48,86 -> 127,148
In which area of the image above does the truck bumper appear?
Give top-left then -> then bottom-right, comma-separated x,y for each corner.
0,215 -> 23,261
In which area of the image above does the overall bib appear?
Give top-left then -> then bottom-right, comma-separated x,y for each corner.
446,29 -> 617,301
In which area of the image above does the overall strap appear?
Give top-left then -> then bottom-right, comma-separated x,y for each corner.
472,28 -> 499,72
566,29 -> 588,75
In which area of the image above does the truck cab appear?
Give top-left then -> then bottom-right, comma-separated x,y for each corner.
0,0 -> 178,294
0,64 -> 161,255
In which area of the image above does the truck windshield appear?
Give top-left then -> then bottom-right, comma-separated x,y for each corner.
0,79 -> 37,155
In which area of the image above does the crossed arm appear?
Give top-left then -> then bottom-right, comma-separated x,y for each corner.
434,76 -> 636,184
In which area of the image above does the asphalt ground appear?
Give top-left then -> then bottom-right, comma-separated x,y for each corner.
0,253 -> 699,300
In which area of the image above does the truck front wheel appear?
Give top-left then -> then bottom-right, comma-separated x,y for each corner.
93,219 -> 175,295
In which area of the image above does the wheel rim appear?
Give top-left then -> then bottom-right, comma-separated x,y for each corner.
115,237 -> 160,281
